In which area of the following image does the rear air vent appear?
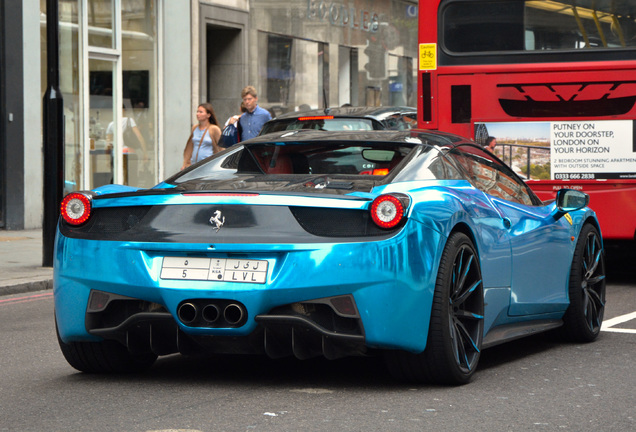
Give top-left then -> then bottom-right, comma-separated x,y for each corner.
290,207 -> 402,237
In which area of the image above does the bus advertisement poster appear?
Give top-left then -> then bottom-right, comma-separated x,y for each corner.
476,121 -> 636,181
550,120 -> 635,180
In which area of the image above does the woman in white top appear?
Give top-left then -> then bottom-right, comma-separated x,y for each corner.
181,103 -> 222,169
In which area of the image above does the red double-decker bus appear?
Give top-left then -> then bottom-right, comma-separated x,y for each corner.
417,0 -> 636,241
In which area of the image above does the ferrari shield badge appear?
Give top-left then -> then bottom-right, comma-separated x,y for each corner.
209,210 -> 225,232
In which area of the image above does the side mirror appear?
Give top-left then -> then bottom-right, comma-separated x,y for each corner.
555,189 -> 589,215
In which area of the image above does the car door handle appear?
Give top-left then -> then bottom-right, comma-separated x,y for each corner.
502,217 -> 511,229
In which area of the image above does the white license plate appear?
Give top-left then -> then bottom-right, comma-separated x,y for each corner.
161,257 -> 268,284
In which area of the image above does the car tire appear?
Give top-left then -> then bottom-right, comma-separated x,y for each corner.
560,223 -> 606,342
56,320 -> 157,373
386,232 -> 484,385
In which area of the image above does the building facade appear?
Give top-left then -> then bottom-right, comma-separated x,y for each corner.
0,0 -> 417,230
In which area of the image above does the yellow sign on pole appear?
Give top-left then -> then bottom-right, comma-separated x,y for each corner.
419,43 -> 437,71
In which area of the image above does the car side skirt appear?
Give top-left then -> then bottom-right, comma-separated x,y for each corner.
482,318 -> 563,349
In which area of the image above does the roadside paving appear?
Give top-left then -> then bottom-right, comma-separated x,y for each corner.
0,229 -> 53,296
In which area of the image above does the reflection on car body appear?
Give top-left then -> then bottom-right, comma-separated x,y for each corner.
54,130 -> 605,384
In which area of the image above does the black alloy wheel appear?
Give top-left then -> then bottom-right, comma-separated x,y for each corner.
385,232 -> 484,384
561,224 -> 606,342
56,317 -> 157,373
446,239 -> 484,374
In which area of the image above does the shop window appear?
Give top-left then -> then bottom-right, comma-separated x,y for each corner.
388,55 -> 415,107
262,33 -> 324,112
266,35 -> 293,105
87,0 -> 115,48
43,0 -> 158,190
122,0 -> 157,187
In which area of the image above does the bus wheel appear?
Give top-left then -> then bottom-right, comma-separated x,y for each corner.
561,224 -> 606,342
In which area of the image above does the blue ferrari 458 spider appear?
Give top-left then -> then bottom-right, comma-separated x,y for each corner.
54,130 -> 606,384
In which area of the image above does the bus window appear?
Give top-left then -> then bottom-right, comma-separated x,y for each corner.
442,0 -> 636,54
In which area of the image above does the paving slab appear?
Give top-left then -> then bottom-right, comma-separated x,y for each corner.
0,230 -> 53,296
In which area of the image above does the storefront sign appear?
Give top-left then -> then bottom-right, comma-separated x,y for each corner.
307,0 -> 379,32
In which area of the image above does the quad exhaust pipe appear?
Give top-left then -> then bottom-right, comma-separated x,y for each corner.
177,302 -> 198,324
202,304 -> 220,323
223,303 -> 245,325
177,300 -> 246,327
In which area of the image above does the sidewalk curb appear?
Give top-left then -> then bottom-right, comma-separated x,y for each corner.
1,279 -> 53,296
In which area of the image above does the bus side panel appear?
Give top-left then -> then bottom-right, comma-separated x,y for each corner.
530,181 -> 636,241
436,68 -> 636,128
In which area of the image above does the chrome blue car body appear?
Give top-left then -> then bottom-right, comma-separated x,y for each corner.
53,130 -> 605,382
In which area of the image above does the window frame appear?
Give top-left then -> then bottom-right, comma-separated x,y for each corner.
448,144 -> 542,206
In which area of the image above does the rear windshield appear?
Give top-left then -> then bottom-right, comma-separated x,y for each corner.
237,143 -> 414,175
260,118 -> 376,135
167,140 -> 467,186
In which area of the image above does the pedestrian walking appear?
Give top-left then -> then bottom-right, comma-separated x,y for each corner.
181,103 -> 222,169
238,86 -> 271,141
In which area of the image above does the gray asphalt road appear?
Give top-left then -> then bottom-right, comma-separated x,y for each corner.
1,282 -> 634,432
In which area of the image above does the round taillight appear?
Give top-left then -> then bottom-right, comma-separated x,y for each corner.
370,194 -> 405,229
60,193 -> 92,225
